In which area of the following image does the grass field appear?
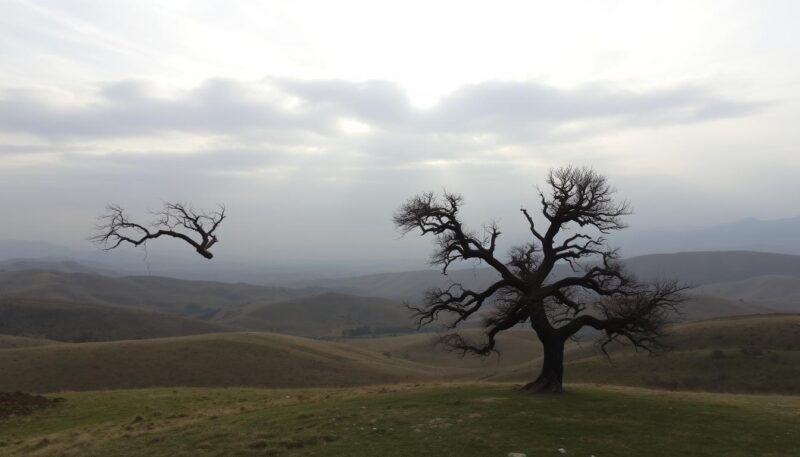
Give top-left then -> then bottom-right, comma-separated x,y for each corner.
0,384 -> 798,457
3,314 -> 800,394
0,332 -> 447,392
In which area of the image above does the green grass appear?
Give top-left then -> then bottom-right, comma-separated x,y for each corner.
1,384 -> 798,456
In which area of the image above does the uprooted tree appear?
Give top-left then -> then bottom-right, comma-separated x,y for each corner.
91,202 -> 225,259
394,166 -> 687,393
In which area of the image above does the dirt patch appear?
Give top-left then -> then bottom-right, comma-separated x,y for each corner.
0,392 -> 63,419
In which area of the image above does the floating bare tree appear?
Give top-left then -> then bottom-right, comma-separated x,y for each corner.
394,166 -> 686,393
92,202 -> 225,259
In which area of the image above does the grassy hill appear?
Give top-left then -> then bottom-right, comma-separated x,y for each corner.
226,292 -> 414,337
0,269 -> 304,320
0,332 -> 444,393
0,297 -> 229,342
0,384 -> 797,456
0,334 -> 57,349
6,314 -> 799,394
345,329 -> 540,372
493,314 -> 800,393
623,250 -> 800,285
694,274 -> 800,312
295,251 -> 800,302
681,293 -> 776,320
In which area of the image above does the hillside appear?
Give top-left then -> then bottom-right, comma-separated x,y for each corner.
0,272 -> 422,338
0,258 -> 120,276
0,297 -> 229,342
291,267 -> 502,302
1,314 -> 799,394
0,385 -> 797,457
0,332 -> 444,393
0,334 -> 57,349
623,251 -> 800,285
345,329 -> 540,372
493,314 -> 800,393
0,269 -> 305,319
226,292 -> 415,337
694,275 -> 800,312
296,251 -> 800,301
681,293 -> 776,321
612,215 -> 800,256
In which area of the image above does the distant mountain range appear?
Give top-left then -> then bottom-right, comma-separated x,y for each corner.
296,251 -> 800,301
611,216 -> 800,257
1,250 -> 800,344
1,215 -> 799,283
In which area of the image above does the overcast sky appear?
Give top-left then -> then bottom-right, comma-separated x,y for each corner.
0,0 -> 798,266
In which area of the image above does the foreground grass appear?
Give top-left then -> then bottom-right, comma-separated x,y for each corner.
1,384 -> 798,457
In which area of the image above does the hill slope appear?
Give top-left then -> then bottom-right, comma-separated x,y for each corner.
226,292 -> 414,337
493,314 -> 800,393
693,275 -> 800,312
0,297 -> 229,342
0,332 -> 443,393
299,251 -> 800,301
0,385 -> 798,457
0,269 -> 305,319
345,329 -> 540,372
0,334 -> 57,349
681,293 -> 776,321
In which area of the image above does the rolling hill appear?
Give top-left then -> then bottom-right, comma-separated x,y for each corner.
680,293 -> 776,321
0,332 -> 443,393
1,385 -> 798,457
0,333 -> 57,349
344,329 -> 540,372
0,271 -> 419,338
0,269 -> 305,319
622,251 -> 800,285
693,275 -> 800,312
225,292 -> 415,337
0,297 -> 229,342
1,314 -> 799,394
492,314 -> 800,393
296,251 -> 800,301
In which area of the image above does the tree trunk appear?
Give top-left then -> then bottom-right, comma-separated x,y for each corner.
521,335 -> 565,394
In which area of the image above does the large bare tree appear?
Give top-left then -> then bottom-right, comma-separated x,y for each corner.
92,202 -> 225,259
394,166 -> 686,393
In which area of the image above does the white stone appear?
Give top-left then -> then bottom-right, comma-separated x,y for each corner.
557,448 -> 567,454
507,453 -> 526,457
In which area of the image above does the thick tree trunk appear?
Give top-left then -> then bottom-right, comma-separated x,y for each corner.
521,336 -> 565,394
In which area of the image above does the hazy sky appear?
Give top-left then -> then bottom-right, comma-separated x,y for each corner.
0,0 -> 798,265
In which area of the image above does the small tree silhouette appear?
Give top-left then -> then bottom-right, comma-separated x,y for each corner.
91,202 -> 225,259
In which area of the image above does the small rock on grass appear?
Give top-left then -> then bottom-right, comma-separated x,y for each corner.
508,453 -> 526,457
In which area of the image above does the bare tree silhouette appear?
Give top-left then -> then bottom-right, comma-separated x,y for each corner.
92,202 -> 225,259
394,166 -> 686,393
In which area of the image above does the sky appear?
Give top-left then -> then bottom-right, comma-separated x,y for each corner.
0,0 -> 798,268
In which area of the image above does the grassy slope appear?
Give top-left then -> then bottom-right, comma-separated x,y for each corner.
494,314 -> 800,393
0,332 -> 447,393
0,334 -> 57,349
226,293 -> 413,337
4,314 -> 800,394
0,297 -> 229,342
345,329 -> 540,372
694,274 -> 800,312
0,384 -> 798,457
0,269 -> 302,319
681,293 -> 777,320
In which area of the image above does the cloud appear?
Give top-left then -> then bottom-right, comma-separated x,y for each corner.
0,77 -> 760,144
